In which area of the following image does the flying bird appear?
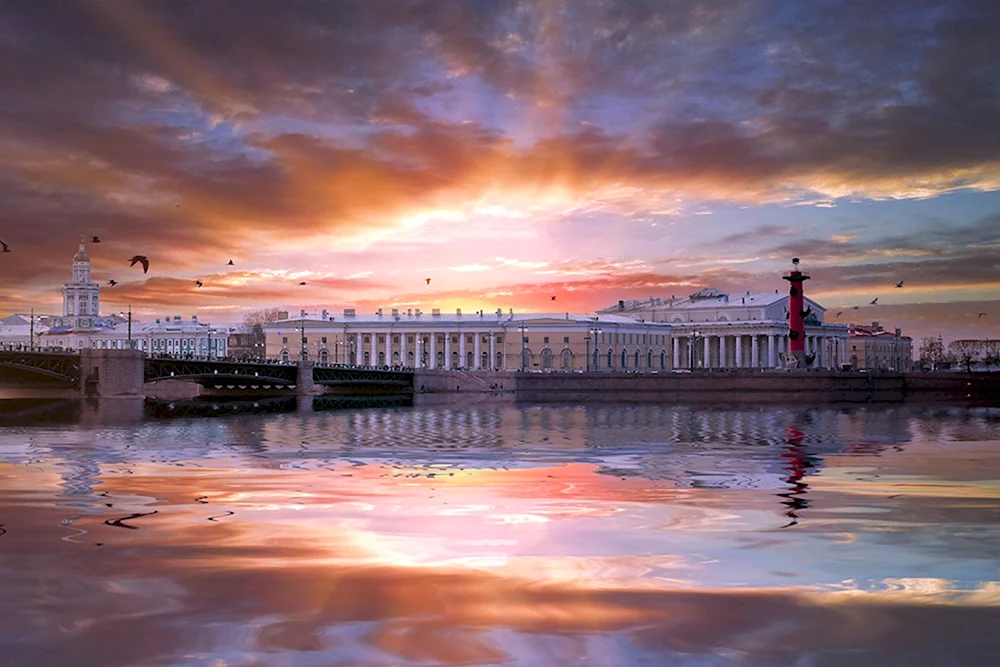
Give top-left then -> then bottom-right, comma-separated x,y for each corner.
852,305 -> 860,310
195,280 -> 203,288
836,311 -> 843,318
129,255 -> 149,273
227,259 -> 234,266
299,281 -> 307,286
980,313 -> 988,318
91,236 -> 101,243
895,280 -> 904,288
107,279 -> 117,287
869,297 -> 879,305
425,278 -> 431,285
0,240 -> 9,253
551,296 -> 556,301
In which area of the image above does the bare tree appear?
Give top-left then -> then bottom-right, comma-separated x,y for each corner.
948,339 -> 984,373
241,308 -> 284,336
918,336 -> 945,371
982,339 -> 1000,372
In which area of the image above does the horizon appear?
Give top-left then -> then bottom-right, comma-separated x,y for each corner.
1,1 -> 998,344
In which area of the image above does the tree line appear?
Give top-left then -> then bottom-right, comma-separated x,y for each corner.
919,336 -> 1000,372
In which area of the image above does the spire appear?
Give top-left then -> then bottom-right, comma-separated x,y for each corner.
73,237 -> 90,262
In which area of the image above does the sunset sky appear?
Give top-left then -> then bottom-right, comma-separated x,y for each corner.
1,0 -> 998,340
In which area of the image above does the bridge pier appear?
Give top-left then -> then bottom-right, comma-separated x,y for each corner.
80,349 -> 145,398
296,361 -> 317,395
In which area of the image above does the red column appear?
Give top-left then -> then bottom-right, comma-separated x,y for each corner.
782,258 -> 810,367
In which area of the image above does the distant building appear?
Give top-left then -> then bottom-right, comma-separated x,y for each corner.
265,308 -> 672,371
227,331 -> 266,361
847,322 -> 913,371
598,287 -> 849,369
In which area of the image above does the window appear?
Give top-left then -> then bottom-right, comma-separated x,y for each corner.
622,350 -> 627,367
437,335 -> 444,344
496,335 -> 503,344
661,351 -> 666,369
363,335 -> 370,344
543,337 -> 549,344
495,351 -> 503,369
481,351 -> 489,368
466,335 -> 473,344
281,350 -> 289,362
563,336 -> 570,344
378,335 -> 385,344
466,350 -> 473,367
282,337 -> 288,344
451,335 -> 458,344
393,335 -> 399,344
541,349 -> 552,369
321,337 -> 327,344
481,335 -> 489,344
561,349 -> 573,369
607,349 -> 613,367
635,350 -> 640,367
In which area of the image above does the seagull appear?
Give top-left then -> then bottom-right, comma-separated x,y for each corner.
227,259 -> 234,266
895,280 -> 904,288
299,281 -> 307,286
195,280 -> 203,288
425,278 -> 431,285
852,305 -> 860,310
980,313 -> 987,318
869,297 -> 879,305
107,279 -> 117,287
91,236 -> 101,243
0,240 -> 9,253
129,255 -> 149,273
551,296 -> 556,301
836,311 -> 843,318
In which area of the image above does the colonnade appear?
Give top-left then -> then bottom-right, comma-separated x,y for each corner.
670,331 -> 849,369
345,330 -> 504,370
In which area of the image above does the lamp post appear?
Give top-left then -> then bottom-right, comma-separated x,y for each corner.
118,306 -> 133,349
689,330 -> 702,371
334,337 -> 340,366
586,326 -> 602,372
300,321 -> 307,362
29,308 -> 34,352
519,321 -> 527,371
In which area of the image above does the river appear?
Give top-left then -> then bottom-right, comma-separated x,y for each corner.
1,401 -> 999,666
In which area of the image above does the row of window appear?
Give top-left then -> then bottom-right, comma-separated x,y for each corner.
282,334 -> 510,346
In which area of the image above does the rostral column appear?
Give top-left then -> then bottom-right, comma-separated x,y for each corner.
782,257 -> 810,367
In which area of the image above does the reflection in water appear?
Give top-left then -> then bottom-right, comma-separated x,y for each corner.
0,403 -> 999,666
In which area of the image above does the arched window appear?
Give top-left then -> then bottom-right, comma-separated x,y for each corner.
561,349 -> 573,369
607,349 -> 613,367
281,350 -> 289,363
660,350 -> 666,369
495,351 -> 504,369
451,350 -> 460,368
436,350 -> 444,368
392,351 -> 400,365
377,351 -> 385,366
522,348 -> 532,369
541,349 -> 552,369
407,350 -> 414,367
647,350 -> 653,368
621,349 -> 627,367
635,350 -> 640,367
481,350 -> 489,369
364,351 -> 371,366
466,350 -> 474,367
592,348 -> 599,369
319,349 -> 329,364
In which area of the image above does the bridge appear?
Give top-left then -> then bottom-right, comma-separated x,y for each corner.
0,350 -> 415,398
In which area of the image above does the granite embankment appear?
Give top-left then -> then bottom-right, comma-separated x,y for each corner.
414,369 -> 1000,404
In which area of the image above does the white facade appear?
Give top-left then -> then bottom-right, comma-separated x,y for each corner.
599,287 -> 850,370
63,239 -> 100,320
266,308 -> 673,371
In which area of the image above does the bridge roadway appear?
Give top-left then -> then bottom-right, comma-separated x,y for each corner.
0,350 -> 414,397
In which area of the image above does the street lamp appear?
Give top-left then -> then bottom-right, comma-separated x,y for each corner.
334,336 -> 340,365
519,321 -> 527,371
586,326 -> 602,372
118,305 -> 133,349
689,330 -> 703,371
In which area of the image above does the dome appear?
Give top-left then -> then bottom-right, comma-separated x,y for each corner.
73,242 -> 90,263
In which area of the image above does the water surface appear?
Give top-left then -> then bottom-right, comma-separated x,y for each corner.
1,402 -> 999,666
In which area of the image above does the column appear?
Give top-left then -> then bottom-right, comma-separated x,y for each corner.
703,336 -> 710,369
489,332 -> 496,370
400,331 -> 407,366
734,335 -> 743,368
751,335 -> 759,368
355,334 -> 363,365
370,332 -> 377,367
719,335 -> 727,368
430,333 -> 437,369
473,331 -> 481,369
459,330 -> 466,369
767,334 -> 776,368
672,337 -> 680,368
444,333 -> 452,370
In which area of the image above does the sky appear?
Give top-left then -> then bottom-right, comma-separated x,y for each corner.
0,0 -> 998,341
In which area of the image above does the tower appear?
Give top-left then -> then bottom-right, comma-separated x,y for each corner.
782,257 -> 810,367
63,237 -> 100,322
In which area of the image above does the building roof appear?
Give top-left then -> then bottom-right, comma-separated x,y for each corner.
73,241 -> 90,263
598,288 -> 802,313
270,311 -> 666,327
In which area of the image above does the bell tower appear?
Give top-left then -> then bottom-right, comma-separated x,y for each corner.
63,237 -> 100,324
